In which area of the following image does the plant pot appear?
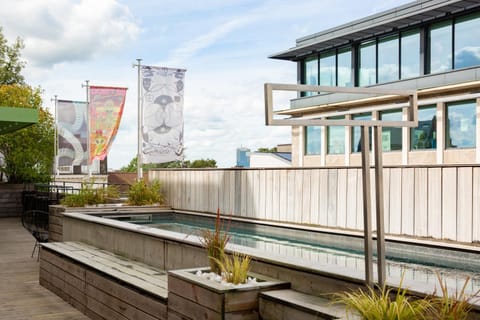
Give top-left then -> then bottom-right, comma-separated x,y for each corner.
168,267 -> 290,320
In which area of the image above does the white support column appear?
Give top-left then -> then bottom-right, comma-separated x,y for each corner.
402,108 -> 409,165
320,124 -> 326,166
436,102 -> 444,164
345,114 -> 351,166
477,98 -> 480,164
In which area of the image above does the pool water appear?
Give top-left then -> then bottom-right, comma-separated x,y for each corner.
107,212 -> 480,295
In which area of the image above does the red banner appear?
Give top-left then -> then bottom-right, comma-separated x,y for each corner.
89,86 -> 127,162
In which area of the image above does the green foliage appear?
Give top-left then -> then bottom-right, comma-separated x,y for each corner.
119,156 -> 217,172
334,279 -> 430,320
61,182 -> 119,207
200,208 -> 231,275
334,273 -> 479,320
127,179 -> 165,206
0,85 -> 55,183
0,27 -> 25,85
213,252 -> 251,285
256,147 -> 277,153
426,274 -> 477,320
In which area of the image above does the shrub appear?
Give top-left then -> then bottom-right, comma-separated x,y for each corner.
334,277 -> 430,320
61,182 -> 119,207
127,179 -> 164,206
427,274 -> 478,320
200,208 -> 230,275
334,273 -> 479,320
214,252 -> 251,285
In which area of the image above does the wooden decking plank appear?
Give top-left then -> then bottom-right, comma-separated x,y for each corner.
42,242 -> 168,298
0,217 -> 89,320
67,241 -> 166,277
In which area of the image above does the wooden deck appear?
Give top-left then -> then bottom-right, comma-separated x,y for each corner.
0,217 -> 89,320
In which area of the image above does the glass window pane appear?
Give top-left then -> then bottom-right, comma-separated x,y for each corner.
446,100 -> 476,148
303,57 -> 318,96
337,48 -> 352,87
455,13 -> 480,69
327,116 -> 345,154
305,126 -> 321,155
401,30 -> 421,79
380,109 -> 402,151
351,113 -> 372,152
378,35 -> 399,83
320,51 -> 336,86
411,105 -> 437,150
359,41 -> 376,86
429,20 -> 452,73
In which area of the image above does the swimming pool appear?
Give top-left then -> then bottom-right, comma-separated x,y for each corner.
105,211 -> 480,295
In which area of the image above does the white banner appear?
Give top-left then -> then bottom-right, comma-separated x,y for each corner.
140,66 -> 186,163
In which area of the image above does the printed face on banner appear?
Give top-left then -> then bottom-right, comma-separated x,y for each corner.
56,100 -> 88,167
89,86 -> 127,162
141,66 -> 185,164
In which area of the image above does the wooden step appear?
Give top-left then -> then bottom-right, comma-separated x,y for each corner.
260,289 -> 360,320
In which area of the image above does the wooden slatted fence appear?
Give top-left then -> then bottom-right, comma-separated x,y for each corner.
150,166 -> 480,243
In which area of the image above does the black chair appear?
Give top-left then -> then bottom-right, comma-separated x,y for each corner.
21,210 -> 49,259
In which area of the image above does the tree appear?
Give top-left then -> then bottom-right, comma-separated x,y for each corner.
0,85 -> 55,183
0,27 -> 25,85
256,147 -> 277,153
0,28 -> 54,183
119,156 -> 217,172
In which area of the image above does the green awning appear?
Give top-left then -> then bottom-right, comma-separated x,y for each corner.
0,106 -> 39,135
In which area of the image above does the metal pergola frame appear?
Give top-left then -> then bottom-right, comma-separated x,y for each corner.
264,83 -> 419,287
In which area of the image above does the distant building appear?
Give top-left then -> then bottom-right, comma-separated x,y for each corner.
248,151 -> 291,168
236,147 -> 250,167
270,0 -> 480,167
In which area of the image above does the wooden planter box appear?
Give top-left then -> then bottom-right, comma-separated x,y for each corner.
168,267 -> 290,320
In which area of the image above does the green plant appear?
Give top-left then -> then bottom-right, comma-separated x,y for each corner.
427,274 -> 478,320
334,277 -> 430,320
200,208 -> 231,275
61,182 -> 119,207
214,252 -> 251,285
127,179 -> 164,206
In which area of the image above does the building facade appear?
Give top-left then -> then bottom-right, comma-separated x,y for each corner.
270,0 -> 480,167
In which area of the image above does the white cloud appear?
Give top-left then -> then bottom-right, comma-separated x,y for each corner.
0,0 -> 140,67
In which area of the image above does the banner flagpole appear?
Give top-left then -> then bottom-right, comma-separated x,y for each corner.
82,80 -> 90,177
51,95 -> 58,178
134,59 -> 143,181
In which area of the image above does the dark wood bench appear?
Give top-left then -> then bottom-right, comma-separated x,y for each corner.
40,241 -> 168,320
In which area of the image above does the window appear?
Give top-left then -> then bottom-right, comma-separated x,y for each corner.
305,126 -> 321,155
401,30 -> 421,79
380,109 -> 402,151
327,116 -> 345,154
378,35 -> 399,83
455,13 -> 480,69
429,20 -> 452,73
446,100 -> 476,149
359,41 -> 376,86
351,113 -> 372,152
320,51 -> 336,86
337,48 -> 352,87
411,105 -> 437,150
303,57 -> 318,96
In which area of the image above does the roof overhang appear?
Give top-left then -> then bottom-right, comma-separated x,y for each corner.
274,80 -> 480,119
0,106 -> 39,135
270,0 -> 480,61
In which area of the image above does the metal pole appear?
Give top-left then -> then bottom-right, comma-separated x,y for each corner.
360,126 -> 373,287
374,126 -> 386,287
51,95 -> 58,178
134,59 -> 143,181
82,80 -> 90,177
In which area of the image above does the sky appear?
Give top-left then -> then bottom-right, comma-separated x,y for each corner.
0,0 -> 412,169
